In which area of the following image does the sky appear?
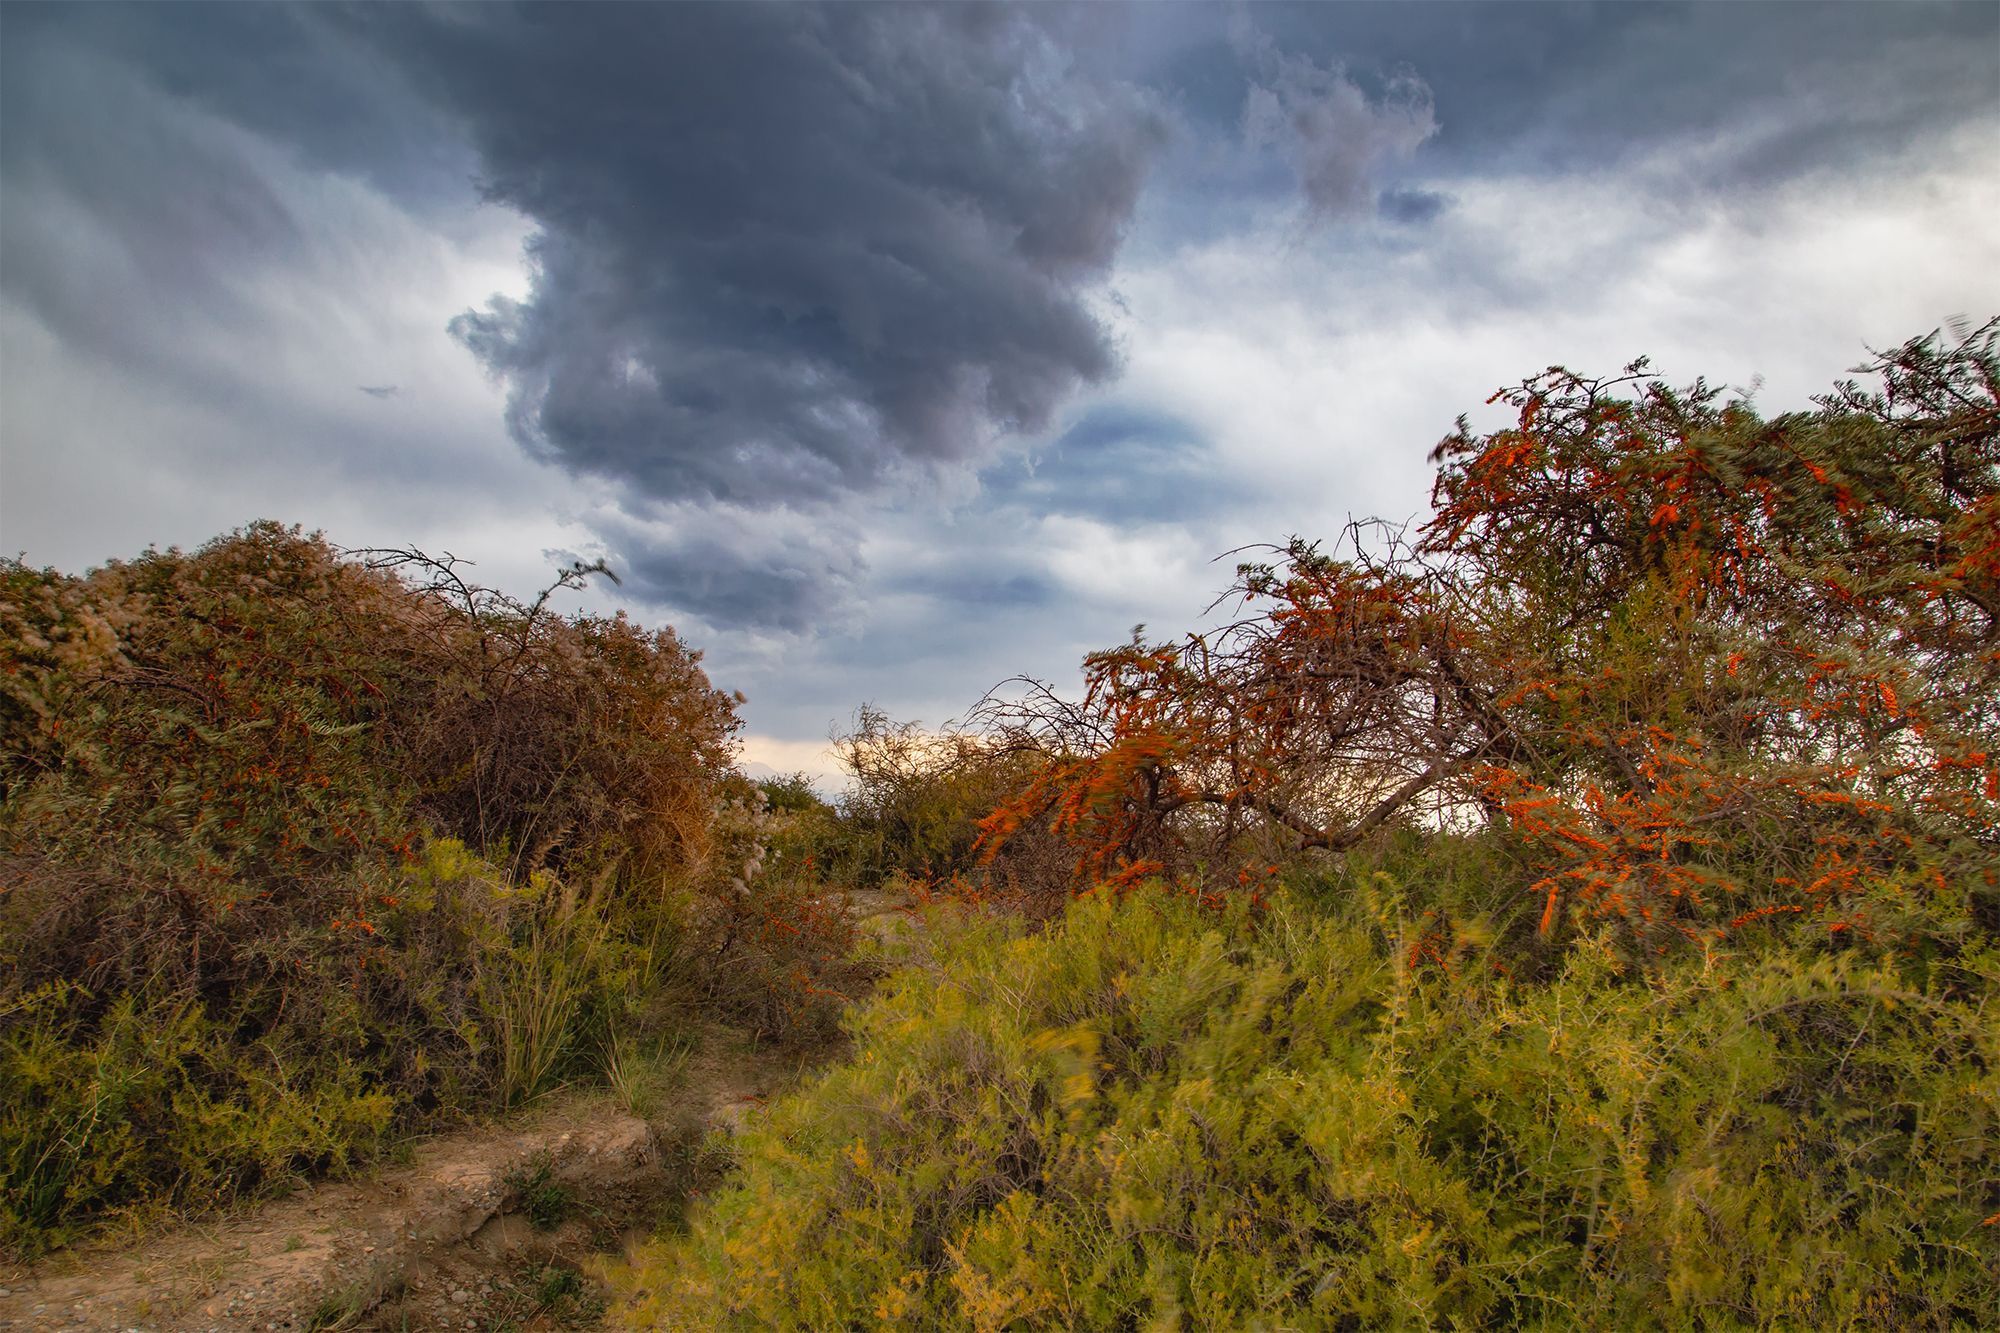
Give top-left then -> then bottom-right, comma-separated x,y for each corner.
3,1 -> 1996,789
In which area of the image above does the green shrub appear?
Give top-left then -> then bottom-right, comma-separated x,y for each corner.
1,986 -> 393,1251
619,883 -> 1999,1330
688,783 -> 866,1043
504,1152 -> 573,1230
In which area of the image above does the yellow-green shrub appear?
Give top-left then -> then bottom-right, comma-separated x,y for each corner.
1,987 -> 394,1250
620,884 -> 1998,1330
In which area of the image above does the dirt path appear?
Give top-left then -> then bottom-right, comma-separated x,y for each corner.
0,1024 -> 809,1333
1,888 -> 924,1333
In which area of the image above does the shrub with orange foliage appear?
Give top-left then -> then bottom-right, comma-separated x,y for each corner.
977,320 -> 1999,953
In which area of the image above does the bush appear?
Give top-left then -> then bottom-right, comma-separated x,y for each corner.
2,985 -> 394,1245
975,323 -> 2000,957
617,882 -> 1999,1330
0,523 -> 754,1253
829,705 -> 1068,911
687,782 -> 866,1043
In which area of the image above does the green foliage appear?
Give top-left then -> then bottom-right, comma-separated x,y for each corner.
689,782 -> 867,1042
1,986 -> 392,1254
621,882 -> 1999,1330
531,1261 -> 585,1304
758,771 -> 832,816
504,1152 -> 573,1230
751,774 -> 852,891
604,1029 -> 693,1121
306,1285 -> 368,1332
518,1259 -> 602,1326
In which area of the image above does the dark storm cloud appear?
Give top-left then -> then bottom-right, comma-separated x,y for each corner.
619,538 -> 854,637
2,2 -> 1178,632
1,3 -> 466,213
893,566 -> 1060,614
0,32 -> 302,368
350,4 -> 1169,512
12,0 -> 1989,655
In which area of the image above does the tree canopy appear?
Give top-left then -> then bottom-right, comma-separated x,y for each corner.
976,320 -> 2000,955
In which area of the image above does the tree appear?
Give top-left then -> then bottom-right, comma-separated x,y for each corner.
976,320 -> 1999,951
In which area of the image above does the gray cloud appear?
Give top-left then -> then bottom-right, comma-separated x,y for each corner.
0,9 -> 571,588
356,4 -> 1167,515
0,39 -> 301,370
1233,21 -> 1438,221
3,3 -> 1176,633
891,565 -> 1061,615
1378,187 -> 1450,226
7,0 -> 1992,760
2,3 -> 471,209
984,406 -> 1248,525
583,499 -> 869,636
1209,3 -> 1995,182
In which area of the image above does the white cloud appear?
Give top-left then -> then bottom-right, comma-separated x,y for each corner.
708,118 -> 1999,754
0,64 -> 594,601
738,735 -> 845,793
1098,118 -> 2000,557
1035,514 -> 1208,608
